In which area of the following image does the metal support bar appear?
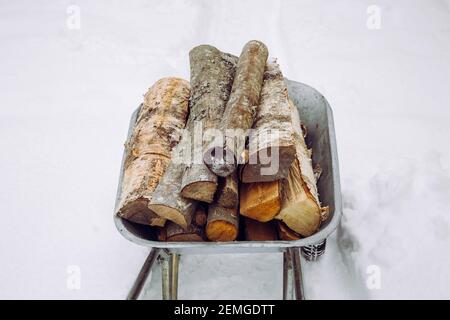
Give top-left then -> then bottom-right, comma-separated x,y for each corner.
159,251 -> 170,300
128,249 -> 306,300
291,248 -> 305,300
283,249 -> 295,300
126,248 -> 160,300
169,253 -> 180,300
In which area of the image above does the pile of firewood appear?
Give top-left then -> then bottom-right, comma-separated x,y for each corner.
116,40 -> 329,242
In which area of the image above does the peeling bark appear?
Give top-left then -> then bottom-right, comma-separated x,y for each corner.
207,40 -> 269,177
181,45 -> 238,203
116,78 -> 190,226
239,60 -> 296,183
147,137 -> 197,230
275,101 -> 322,237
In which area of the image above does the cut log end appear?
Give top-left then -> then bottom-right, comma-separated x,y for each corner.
206,220 -> 238,242
276,197 -> 321,237
204,146 -> 237,177
239,181 -> 281,222
147,204 -> 189,230
181,181 -> 217,203
274,100 -> 322,237
206,204 -> 239,241
117,198 -> 165,227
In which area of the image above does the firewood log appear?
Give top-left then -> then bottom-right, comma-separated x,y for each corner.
244,218 -> 278,241
239,180 -> 281,222
206,204 -> 239,241
164,203 -> 207,242
215,172 -> 239,208
181,45 -> 238,203
277,221 -> 301,241
166,222 -> 204,241
147,137 -> 197,230
205,40 -> 268,177
116,78 -> 190,226
239,60 -> 296,183
157,205 -> 206,241
275,101 -> 322,237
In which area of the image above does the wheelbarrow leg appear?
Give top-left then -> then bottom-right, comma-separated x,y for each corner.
159,251 -> 180,300
127,248 -> 161,300
283,249 -> 295,300
170,253 -> 180,300
159,251 -> 170,300
291,248 -> 305,300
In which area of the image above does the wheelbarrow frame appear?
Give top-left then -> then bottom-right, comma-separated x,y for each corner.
114,80 -> 342,299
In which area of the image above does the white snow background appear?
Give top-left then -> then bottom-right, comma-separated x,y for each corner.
0,0 -> 449,299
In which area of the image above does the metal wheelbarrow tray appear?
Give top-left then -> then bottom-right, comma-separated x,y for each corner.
114,80 -> 342,299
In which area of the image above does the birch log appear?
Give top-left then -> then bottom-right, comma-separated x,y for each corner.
181,45 -> 238,203
206,204 -> 239,241
147,137 -> 197,230
239,60 -> 296,183
275,101 -> 322,237
239,180 -> 281,222
205,40 -> 268,177
244,218 -> 278,241
116,78 -> 190,226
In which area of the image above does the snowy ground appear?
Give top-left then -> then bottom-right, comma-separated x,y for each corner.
0,0 -> 449,299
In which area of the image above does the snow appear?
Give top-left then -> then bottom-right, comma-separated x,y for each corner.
0,0 -> 449,299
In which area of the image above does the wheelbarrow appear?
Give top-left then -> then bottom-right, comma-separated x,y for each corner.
113,80 -> 342,300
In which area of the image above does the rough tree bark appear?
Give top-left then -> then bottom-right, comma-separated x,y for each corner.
215,172 -> 239,208
239,60 -> 296,183
205,40 -> 269,177
239,180 -> 281,222
181,45 -> 238,203
116,78 -> 190,226
275,101 -> 322,237
205,204 -> 239,241
147,136 -> 197,230
244,218 -> 278,241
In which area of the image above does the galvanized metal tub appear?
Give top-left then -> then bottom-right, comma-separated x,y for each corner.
114,79 -> 342,256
